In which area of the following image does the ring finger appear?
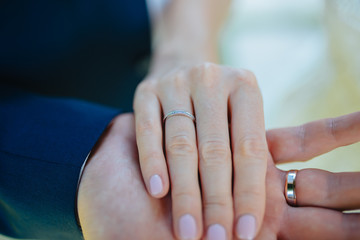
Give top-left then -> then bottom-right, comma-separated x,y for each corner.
285,169 -> 360,210
191,65 -> 233,240
160,89 -> 202,240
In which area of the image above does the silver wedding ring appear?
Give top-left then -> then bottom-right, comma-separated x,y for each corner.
285,170 -> 298,206
163,110 -> 195,122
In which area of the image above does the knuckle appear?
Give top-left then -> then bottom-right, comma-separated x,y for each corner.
325,118 -> 338,142
158,70 -> 191,95
324,172 -> 342,203
295,125 -> 306,154
236,69 -> 258,88
136,119 -> 158,136
172,188 -> 197,202
234,187 -> 263,204
167,134 -> 196,157
135,80 -> 155,94
110,113 -> 131,126
196,62 -> 218,71
169,72 -> 186,88
193,62 -> 222,88
236,135 -> 267,159
204,194 -> 230,210
200,139 -> 230,164
133,81 -> 156,109
141,152 -> 163,164
242,69 -> 256,79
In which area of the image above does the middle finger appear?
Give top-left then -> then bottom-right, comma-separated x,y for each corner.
191,63 -> 233,240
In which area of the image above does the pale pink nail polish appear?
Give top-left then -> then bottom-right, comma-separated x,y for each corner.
179,214 -> 197,239
207,224 -> 226,240
149,174 -> 163,196
236,214 -> 256,240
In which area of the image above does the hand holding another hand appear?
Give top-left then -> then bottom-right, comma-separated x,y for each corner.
78,112 -> 360,240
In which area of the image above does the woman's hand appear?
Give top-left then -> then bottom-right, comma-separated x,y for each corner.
135,1 -> 268,239
134,62 -> 268,239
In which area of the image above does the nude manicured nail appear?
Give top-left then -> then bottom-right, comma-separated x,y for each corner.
207,224 -> 226,240
179,214 -> 197,239
149,174 -> 163,196
236,214 -> 256,240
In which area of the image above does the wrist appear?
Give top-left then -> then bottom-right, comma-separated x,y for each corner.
147,44 -> 219,80
158,40 -> 219,62
149,0 -> 224,71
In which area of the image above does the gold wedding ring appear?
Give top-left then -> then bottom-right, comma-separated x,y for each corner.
163,110 -> 195,122
285,170 -> 298,206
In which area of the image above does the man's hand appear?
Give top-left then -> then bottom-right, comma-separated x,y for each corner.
259,111 -> 360,239
77,114 -> 174,240
77,112 -> 360,239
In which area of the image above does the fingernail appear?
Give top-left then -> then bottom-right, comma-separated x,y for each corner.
179,214 -> 197,239
236,214 -> 256,240
207,224 -> 226,240
149,174 -> 163,196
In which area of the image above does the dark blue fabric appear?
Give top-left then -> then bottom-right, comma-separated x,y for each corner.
0,85 -> 120,239
0,0 -> 151,111
0,0 -> 150,239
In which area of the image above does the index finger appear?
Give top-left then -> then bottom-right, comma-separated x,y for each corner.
266,111 -> 360,164
133,83 -> 170,198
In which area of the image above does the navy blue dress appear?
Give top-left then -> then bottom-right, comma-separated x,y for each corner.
0,0 -> 151,239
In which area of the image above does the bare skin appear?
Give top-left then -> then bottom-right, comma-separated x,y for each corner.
78,112 -> 360,240
135,1 -> 270,237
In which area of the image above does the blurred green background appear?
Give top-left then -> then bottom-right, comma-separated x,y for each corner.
221,0 -> 360,172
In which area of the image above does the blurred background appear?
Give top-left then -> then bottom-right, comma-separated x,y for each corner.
221,0 -> 360,172
1,1 -> 359,239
